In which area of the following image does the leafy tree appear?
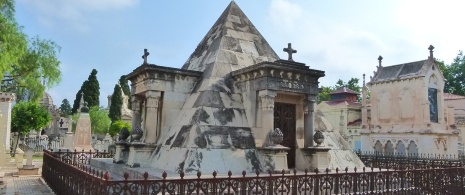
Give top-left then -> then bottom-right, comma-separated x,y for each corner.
83,69 -> 100,107
11,101 -> 51,136
108,84 -> 123,122
334,78 -> 361,93
119,75 -> 131,109
317,78 -> 363,103
108,120 -> 131,137
59,98 -> 72,117
0,2 -> 61,102
89,106 -> 111,135
0,0 -> 27,81
439,51 -> 465,96
317,86 -> 334,103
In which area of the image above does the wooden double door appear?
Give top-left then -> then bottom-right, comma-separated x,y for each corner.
273,102 -> 296,168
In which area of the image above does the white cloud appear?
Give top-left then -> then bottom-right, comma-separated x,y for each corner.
394,0 -> 465,63
17,0 -> 139,32
267,0 -> 388,87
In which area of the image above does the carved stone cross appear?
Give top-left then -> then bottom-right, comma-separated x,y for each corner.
283,43 -> 297,61
428,45 -> 434,59
142,49 -> 150,64
59,118 -> 64,128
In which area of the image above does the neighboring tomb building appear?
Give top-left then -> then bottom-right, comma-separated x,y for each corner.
39,92 -> 61,137
317,87 -> 362,151
119,2 -> 369,174
444,93 -> 465,155
360,47 -> 460,155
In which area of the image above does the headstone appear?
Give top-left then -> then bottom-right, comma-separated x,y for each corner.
93,140 -> 103,151
73,103 -> 93,151
102,133 -> 113,151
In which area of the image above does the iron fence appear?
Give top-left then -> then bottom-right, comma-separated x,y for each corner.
356,151 -> 465,170
42,150 -> 465,195
47,149 -> 115,165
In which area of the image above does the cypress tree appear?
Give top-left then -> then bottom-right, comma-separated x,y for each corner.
72,88 -> 83,114
108,84 -> 123,122
119,75 -> 131,109
84,69 -> 100,107
119,75 -> 130,96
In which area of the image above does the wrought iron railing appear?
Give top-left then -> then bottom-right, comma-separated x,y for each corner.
42,150 -> 465,195
356,151 -> 465,169
47,149 -> 115,165
17,136 -> 50,152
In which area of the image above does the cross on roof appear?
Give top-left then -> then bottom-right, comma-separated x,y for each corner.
428,45 -> 434,59
283,43 -> 297,61
142,49 -> 150,64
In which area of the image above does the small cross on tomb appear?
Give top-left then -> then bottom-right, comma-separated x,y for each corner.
142,49 -> 150,64
283,43 -> 297,61
428,45 -> 435,59
59,118 -> 64,128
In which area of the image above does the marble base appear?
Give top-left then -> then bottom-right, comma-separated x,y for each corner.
126,143 -> 157,168
257,145 -> 290,173
18,165 -> 39,175
113,142 -> 129,164
300,147 -> 331,172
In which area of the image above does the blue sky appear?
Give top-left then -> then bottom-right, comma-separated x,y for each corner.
15,0 -> 465,107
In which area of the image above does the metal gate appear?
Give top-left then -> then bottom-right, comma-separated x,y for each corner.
273,102 -> 296,168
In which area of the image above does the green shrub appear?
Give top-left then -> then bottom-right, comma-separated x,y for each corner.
109,120 -> 131,136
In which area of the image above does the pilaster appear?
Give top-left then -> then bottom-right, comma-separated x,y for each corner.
258,90 -> 276,146
131,96 -> 142,131
0,92 -> 16,154
144,91 -> 161,144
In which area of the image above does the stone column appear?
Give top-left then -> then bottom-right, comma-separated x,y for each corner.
0,92 -> 16,153
258,90 -> 276,146
131,96 -> 142,130
144,91 -> 161,144
303,95 -> 316,148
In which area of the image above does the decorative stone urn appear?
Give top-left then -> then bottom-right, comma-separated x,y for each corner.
131,126 -> 143,142
270,128 -> 284,146
313,130 -> 325,147
118,128 -> 130,142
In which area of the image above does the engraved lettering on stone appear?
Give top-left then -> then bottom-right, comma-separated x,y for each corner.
278,81 -> 304,90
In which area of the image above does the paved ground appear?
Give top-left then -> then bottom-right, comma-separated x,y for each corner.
1,159 -> 55,195
1,176 -> 54,195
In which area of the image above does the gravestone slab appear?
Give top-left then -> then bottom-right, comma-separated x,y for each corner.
74,112 -> 93,151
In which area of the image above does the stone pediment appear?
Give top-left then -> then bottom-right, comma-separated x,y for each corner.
231,60 -> 325,94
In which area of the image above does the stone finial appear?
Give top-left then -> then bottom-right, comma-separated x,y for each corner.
428,45 -> 434,59
270,128 -> 284,146
377,55 -> 383,67
142,49 -> 150,64
80,102 -> 89,113
313,130 -> 325,147
283,43 -> 297,61
363,73 -> 366,86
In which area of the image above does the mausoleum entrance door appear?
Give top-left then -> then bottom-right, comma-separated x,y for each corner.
274,102 -> 296,168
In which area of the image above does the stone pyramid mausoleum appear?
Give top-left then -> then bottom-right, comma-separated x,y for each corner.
119,1 -> 363,174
